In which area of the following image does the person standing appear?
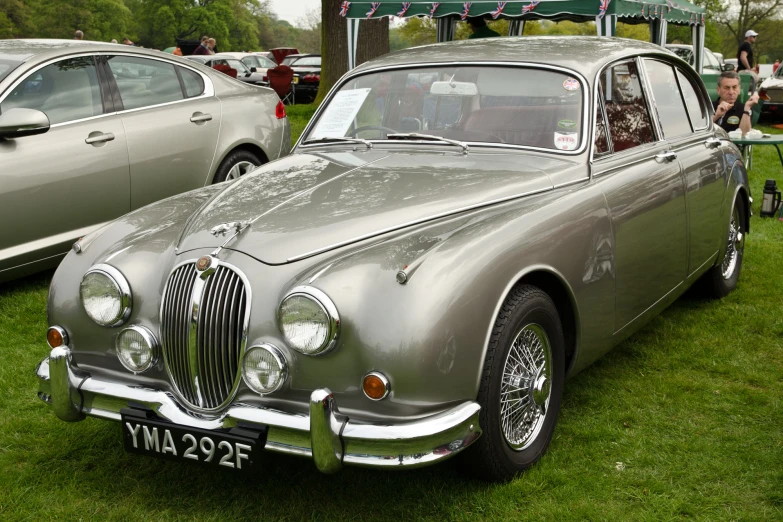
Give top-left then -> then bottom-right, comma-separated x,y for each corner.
207,38 -> 218,54
74,30 -> 83,40
122,37 -> 134,46
737,30 -> 759,91
466,17 -> 501,39
192,36 -> 210,55
713,71 -> 759,135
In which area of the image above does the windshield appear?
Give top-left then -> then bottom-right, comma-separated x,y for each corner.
304,65 -> 584,152
227,59 -> 249,74
0,59 -> 21,82
287,56 -> 320,67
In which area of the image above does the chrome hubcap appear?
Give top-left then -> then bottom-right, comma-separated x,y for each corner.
721,206 -> 743,279
225,161 -> 256,181
500,323 -> 552,451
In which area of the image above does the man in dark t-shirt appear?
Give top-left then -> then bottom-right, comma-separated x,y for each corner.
737,30 -> 757,71
713,71 -> 759,134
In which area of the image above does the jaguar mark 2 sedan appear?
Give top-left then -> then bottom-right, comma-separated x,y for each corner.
37,37 -> 749,481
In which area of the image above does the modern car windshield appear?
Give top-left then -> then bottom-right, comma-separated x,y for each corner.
288,56 -> 320,67
304,66 -> 584,151
0,59 -> 21,82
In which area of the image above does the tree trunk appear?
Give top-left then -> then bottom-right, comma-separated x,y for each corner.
356,17 -> 390,66
316,0 -> 347,105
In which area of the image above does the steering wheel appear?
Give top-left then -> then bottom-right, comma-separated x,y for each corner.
346,125 -> 398,138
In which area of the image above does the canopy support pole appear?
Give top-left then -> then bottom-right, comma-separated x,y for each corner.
347,18 -> 360,70
508,19 -> 525,36
596,14 -> 617,37
436,15 -> 458,42
692,24 -> 705,74
649,19 -> 668,45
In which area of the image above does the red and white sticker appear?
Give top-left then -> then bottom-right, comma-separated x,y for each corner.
563,78 -> 580,91
554,132 -> 578,151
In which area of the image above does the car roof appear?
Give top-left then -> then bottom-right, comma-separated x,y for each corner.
285,54 -> 320,59
0,38 -> 180,64
352,36 -> 679,80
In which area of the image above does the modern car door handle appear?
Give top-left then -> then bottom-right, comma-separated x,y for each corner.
85,133 -> 115,144
655,151 -> 677,163
704,137 -> 722,149
190,113 -> 213,123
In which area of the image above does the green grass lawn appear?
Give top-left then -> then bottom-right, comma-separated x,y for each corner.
1,109 -> 781,521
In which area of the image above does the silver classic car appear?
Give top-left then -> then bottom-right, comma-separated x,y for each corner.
37,37 -> 749,481
0,39 -> 290,282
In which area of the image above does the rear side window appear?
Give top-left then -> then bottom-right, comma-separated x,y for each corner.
599,60 -> 655,153
644,59 -> 692,138
179,67 -> 204,98
676,69 -> 709,131
0,56 -> 102,125
107,56 -> 184,110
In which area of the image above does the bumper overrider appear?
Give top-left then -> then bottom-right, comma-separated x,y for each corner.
36,347 -> 482,473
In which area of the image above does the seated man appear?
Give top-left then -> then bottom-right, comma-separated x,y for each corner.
713,70 -> 759,134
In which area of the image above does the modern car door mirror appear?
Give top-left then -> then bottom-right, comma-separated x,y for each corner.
250,67 -> 257,73
722,63 -> 735,72
0,108 -> 50,139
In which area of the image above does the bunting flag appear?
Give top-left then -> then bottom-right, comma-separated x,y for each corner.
521,1 -> 540,14
598,0 -> 610,19
339,1 -> 351,17
429,2 -> 440,18
490,1 -> 507,19
397,2 -> 411,17
366,2 -> 381,18
460,2 -> 472,20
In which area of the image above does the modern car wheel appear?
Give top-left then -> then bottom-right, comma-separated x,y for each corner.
463,284 -> 565,481
212,149 -> 262,184
701,195 -> 746,298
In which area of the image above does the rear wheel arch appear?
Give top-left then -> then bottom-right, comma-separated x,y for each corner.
210,143 -> 270,183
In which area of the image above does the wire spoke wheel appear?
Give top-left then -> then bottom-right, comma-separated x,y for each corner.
721,205 -> 744,280
500,323 -> 552,451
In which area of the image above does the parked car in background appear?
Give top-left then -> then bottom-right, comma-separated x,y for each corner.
37,37 -> 749,481
196,54 -> 269,86
0,39 -> 290,282
759,64 -> 783,119
282,53 -> 321,103
211,52 -> 276,83
666,44 -> 746,103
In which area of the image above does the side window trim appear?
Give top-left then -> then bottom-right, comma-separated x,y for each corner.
635,56 -> 663,142
92,55 -> 114,114
594,87 -> 613,158
674,65 -> 710,132
173,65 -> 188,99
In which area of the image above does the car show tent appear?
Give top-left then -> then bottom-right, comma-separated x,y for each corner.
338,1 -> 707,71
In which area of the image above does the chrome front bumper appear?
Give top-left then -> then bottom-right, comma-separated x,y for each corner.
36,348 -> 482,472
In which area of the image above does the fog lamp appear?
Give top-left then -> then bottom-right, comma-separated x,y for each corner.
116,326 -> 157,373
243,344 -> 287,394
362,371 -> 390,401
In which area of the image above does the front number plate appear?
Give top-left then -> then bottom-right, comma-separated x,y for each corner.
121,413 -> 265,471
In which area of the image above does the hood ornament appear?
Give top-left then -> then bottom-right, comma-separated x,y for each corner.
210,221 -> 249,237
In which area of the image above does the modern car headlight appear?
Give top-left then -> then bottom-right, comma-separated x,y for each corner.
278,286 -> 339,356
116,325 -> 158,373
79,264 -> 132,327
242,344 -> 287,394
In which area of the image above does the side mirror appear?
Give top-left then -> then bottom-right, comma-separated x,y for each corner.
250,67 -> 257,73
722,63 -> 735,72
0,108 -> 50,139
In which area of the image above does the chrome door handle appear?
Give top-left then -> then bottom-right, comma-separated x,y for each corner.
190,113 -> 212,123
704,137 -> 722,149
655,151 -> 677,163
85,133 -> 115,144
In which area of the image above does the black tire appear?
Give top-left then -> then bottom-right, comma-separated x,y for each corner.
700,195 -> 746,298
212,149 -> 262,184
462,284 -> 565,482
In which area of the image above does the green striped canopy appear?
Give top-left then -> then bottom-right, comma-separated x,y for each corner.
342,1 -> 705,26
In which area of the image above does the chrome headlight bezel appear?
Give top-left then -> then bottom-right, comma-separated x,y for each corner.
79,264 -> 132,327
278,285 -> 340,356
242,344 -> 288,394
115,325 -> 158,374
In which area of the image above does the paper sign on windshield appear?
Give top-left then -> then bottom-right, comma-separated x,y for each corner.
310,88 -> 372,139
554,132 -> 578,151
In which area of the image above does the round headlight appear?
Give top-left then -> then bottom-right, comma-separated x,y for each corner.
242,344 -> 287,394
278,286 -> 339,356
80,264 -> 131,327
116,325 -> 157,373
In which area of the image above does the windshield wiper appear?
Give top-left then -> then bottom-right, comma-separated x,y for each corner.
302,136 -> 372,149
387,133 -> 469,154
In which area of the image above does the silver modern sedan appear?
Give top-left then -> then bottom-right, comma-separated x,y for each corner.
0,39 -> 291,282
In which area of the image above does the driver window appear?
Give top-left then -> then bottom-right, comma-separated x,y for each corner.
0,56 -> 102,125
599,60 -> 655,153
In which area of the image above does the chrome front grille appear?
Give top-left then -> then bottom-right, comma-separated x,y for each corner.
160,261 -> 248,411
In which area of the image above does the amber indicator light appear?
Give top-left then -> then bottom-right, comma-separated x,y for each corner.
363,374 -> 388,400
47,327 -> 65,348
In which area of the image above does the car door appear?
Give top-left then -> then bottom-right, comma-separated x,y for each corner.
0,54 -> 129,275
643,59 -> 726,276
591,59 -> 688,332
104,54 -> 222,210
